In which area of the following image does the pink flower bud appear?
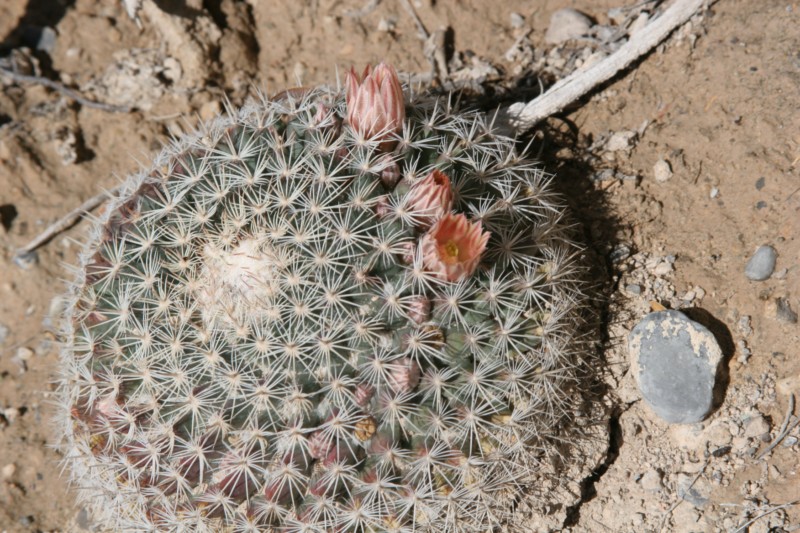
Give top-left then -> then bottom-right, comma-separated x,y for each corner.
308,430 -> 333,460
421,213 -> 491,282
354,383 -> 375,407
406,169 -> 454,229
387,357 -> 421,393
379,154 -> 402,188
345,62 -> 405,150
406,295 -> 431,324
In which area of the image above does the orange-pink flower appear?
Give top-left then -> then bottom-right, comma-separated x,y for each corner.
345,62 -> 405,150
421,213 -> 490,282
406,169 -> 453,228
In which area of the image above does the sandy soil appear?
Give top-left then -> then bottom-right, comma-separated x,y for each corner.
0,0 -> 798,531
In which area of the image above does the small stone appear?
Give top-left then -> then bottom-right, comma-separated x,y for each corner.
510,12 -> 525,29
16,347 -> 33,361
0,323 -> 8,345
677,472 -> 710,507
737,315 -> 752,337
36,27 -> 57,54
1,463 -> 15,480
774,267 -> 788,279
13,251 -> 38,269
775,297 -> 798,324
545,8 -> 593,44
654,159 -> 673,183
769,465 -> 781,479
755,177 -> 765,190
745,245 -> 777,281
694,286 -> 706,300
629,310 -> 723,424
377,17 -> 396,32
736,340 -> 751,364
653,262 -> 673,276
606,130 -> 637,152
743,414 -> 769,438
625,284 -> 642,295
609,243 -> 631,264
710,187 -> 719,198
640,468 -> 663,492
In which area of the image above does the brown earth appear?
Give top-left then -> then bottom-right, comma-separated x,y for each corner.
0,0 -> 798,531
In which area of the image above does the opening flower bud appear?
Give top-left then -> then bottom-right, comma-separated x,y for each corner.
345,62 -> 405,150
406,169 -> 454,229
421,213 -> 490,282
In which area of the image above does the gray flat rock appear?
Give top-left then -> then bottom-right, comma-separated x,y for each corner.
745,245 -> 777,281
629,310 -> 723,424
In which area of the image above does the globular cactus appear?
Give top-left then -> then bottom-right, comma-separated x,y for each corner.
55,63 -> 586,532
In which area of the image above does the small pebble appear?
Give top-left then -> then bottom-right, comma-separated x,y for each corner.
736,339 -> 751,364
545,8 -> 593,44
1,463 -> 15,480
625,284 -> 642,295
606,130 -> 637,152
0,323 -> 8,345
629,310 -> 723,424
13,251 -> 38,269
710,187 -> 720,198
510,12 -> 525,28
775,297 -> 798,324
744,245 -> 777,281
639,468 -> 663,492
743,414 -> 769,438
653,158 -> 673,183
755,176 -> 765,190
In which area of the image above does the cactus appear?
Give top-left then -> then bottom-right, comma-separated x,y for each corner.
55,63 -> 586,532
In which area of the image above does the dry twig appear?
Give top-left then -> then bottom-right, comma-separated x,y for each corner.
399,0 -> 429,40
0,67 -> 132,113
14,185 -> 123,259
733,500 -> 800,533
756,393 -> 799,460
501,0 -> 708,132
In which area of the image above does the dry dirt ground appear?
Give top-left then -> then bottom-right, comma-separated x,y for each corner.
0,0 -> 798,531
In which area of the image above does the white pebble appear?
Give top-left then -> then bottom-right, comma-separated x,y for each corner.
653,158 -> 673,183
545,8 -> 593,44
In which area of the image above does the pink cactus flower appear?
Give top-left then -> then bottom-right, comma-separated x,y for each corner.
345,62 -> 405,150
406,169 -> 454,228
421,213 -> 491,282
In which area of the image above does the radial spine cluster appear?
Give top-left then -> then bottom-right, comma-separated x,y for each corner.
56,64 -> 585,532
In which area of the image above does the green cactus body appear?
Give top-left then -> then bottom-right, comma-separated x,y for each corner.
56,83 -> 584,532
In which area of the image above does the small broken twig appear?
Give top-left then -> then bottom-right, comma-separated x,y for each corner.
756,393 -> 799,460
733,500 -> 800,533
0,67 -> 132,113
400,0 -> 429,40
502,0 -> 708,132
14,185 -> 123,258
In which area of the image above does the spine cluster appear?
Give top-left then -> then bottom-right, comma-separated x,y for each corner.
56,64 -> 585,532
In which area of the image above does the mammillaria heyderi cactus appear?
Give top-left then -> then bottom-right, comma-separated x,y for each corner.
55,62 -> 586,532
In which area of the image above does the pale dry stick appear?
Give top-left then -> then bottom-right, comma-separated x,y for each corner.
501,0 -> 709,133
756,393 -> 796,460
399,0 -> 429,40
0,67 -> 132,113
733,500 -> 800,533
14,185 -> 124,259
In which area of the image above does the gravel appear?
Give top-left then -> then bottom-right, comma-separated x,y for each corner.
629,310 -> 723,424
744,245 -> 777,281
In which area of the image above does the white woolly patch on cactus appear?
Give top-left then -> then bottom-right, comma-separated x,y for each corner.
196,237 -> 281,331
